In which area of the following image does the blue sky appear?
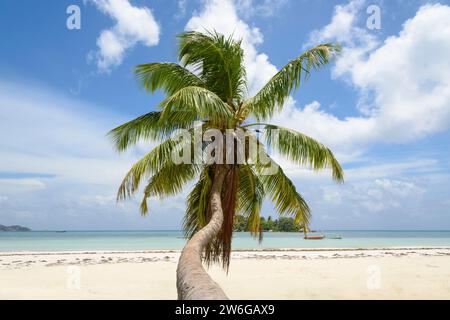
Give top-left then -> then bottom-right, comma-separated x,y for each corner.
0,0 -> 449,230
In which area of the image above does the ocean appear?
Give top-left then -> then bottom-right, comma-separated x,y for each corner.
1,230 -> 450,252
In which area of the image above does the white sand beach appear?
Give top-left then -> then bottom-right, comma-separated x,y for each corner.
1,247 -> 450,299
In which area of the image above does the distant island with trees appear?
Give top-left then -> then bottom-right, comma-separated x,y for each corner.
234,216 -> 304,232
0,224 -> 31,232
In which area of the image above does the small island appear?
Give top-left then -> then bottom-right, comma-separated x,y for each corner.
234,216 -> 304,232
0,224 -> 31,232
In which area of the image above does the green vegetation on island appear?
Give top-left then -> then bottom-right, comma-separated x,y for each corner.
234,215 -> 303,232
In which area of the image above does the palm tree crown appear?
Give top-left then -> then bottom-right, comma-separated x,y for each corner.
109,30 -> 344,270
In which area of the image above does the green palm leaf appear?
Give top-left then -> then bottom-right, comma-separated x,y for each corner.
108,111 -> 198,152
140,163 -> 200,215
262,124 -> 344,182
236,165 -> 264,234
178,31 -> 246,102
159,86 -> 233,125
116,135 -> 188,201
258,160 -> 311,226
243,43 -> 341,119
135,62 -> 204,95
183,166 -> 213,238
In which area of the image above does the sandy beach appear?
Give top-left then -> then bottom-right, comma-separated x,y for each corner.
1,247 -> 450,299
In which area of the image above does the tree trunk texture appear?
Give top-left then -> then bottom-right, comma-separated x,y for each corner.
176,166 -> 229,300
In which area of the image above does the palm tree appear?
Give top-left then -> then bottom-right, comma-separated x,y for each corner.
109,30 -> 344,300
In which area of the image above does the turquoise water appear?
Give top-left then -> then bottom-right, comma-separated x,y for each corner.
1,230 -> 450,252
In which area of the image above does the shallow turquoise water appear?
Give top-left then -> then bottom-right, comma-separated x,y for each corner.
1,230 -> 450,252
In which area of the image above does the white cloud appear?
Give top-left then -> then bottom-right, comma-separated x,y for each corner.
374,179 -> 425,198
185,0 -> 278,95
349,3 -> 450,140
88,0 -> 160,72
275,2 -> 450,154
307,0 -> 379,82
321,178 -> 425,213
308,0 -> 363,44
307,0 -> 377,49
271,99 -> 377,155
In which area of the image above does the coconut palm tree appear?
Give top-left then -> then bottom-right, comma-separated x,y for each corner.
109,30 -> 344,300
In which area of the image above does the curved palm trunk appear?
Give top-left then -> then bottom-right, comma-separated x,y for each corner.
176,166 -> 229,300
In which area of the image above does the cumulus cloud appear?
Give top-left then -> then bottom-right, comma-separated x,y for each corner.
348,3 -> 450,140
307,0 -> 379,81
185,0 -> 278,95
274,2 -> 450,154
271,99 -> 377,155
88,0 -> 160,72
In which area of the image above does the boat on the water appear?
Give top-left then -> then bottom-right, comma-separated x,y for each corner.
302,226 -> 325,240
304,235 -> 325,240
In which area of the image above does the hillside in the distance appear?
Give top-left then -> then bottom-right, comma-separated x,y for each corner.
0,224 -> 31,232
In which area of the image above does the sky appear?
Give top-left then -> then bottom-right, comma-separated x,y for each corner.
0,0 -> 449,230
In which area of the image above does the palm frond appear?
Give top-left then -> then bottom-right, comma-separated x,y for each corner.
108,111 -> 197,152
255,153 -> 311,226
263,124 -> 344,182
116,136 -> 186,201
243,43 -> 341,119
183,166 -> 213,239
236,165 -> 264,235
140,163 -> 200,215
159,86 -> 233,125
260,167 -> 311,226
135,62 -> 204,96
177,31 -> 246,102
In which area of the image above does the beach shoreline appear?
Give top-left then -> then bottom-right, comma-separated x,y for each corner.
1,246 -> 450,269
1,247 -> 450,299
